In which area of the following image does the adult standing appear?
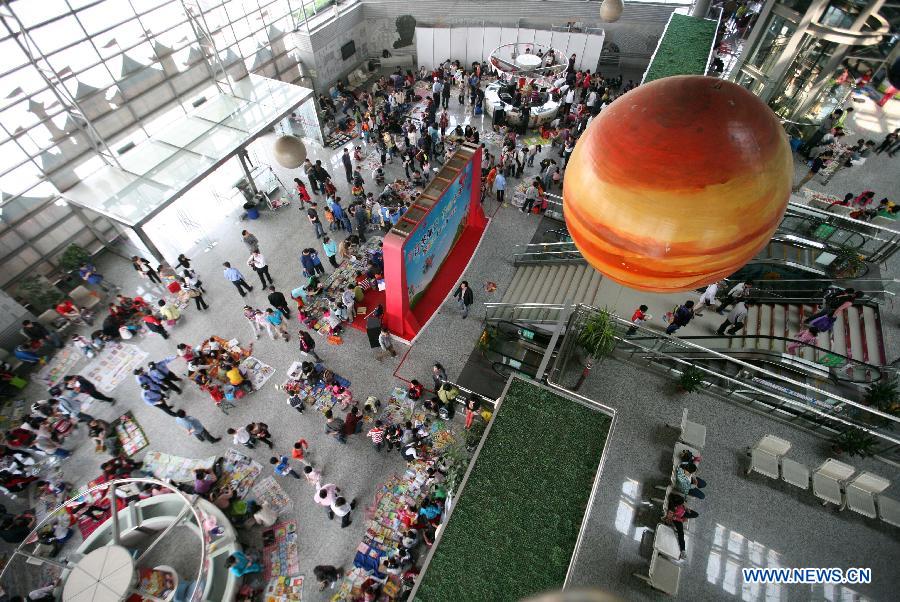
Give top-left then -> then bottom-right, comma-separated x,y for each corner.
313,160 -> 331,190
303,158 -> 319,194
131,256 -> 161,284
431,77 -> 442,109
222,262 -> 253,297
79,262 -> 114,293
378,327 -> 396,359
452,280 -> 474,319
330,496 -> 356,528
341,148 -> 353,185
148,357 -> 183,393
140,384 -> 177,416
792,150 -> 833,192
493,171 -> 506,203
241,230 -> 259,252
522,181 -> 539,213
21,320 -> 62,349
322,236 -> 339,268
247,250 -> 274,288
315,482 -> 341,518
441,78 -> 451,109
298,329 -> 321,362
354,205 -> 368,242
294,177 -> 311,208
267,286 -> 291,318
175,410 -> 221,443
65,375 -> 115,404
307,203 -> 325,239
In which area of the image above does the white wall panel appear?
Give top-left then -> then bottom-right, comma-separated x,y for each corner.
568,33 -> 589,70
533,29 -> 553,50
517,27 -> 535,48
499,25 -> 518,49
550,30 -> 571,58
450,26 -> 467,64
433,28 -> 451,65
416,27 -> 435,70
482,27 -> 501,63
465,27 -> 483,66
582,32 -> 605,74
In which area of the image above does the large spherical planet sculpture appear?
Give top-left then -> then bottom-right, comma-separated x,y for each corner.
563,76 -> 792,292
272,135 -> 307,168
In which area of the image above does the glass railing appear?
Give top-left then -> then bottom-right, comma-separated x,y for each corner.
546,304 -> 900,461
511,241 -> 584,264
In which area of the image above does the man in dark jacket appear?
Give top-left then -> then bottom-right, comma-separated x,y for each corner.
665,301 -> 695,335
267,286 -> 291,318
452,280 -> 474,319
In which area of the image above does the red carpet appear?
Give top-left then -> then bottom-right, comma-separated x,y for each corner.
348,287 -> 386,332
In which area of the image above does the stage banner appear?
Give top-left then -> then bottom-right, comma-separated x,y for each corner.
383,144 -> 486,339
405,158 -> 475,307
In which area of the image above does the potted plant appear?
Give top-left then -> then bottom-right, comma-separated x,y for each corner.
15,275 -> 64,313
827,245 -> 865,278
678,365 -> 706,393
58,244 -> 91,273
863,379 -> 898,414
832,428 -> 878,458
573,308 -> 617,390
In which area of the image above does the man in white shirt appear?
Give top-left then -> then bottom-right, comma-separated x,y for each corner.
563,87 -> 576,116
432,78 -> 442,107
716,301 -> 750,336
247,250 -> 274,287
695,281 -> 720,316
717,280 -> 752,314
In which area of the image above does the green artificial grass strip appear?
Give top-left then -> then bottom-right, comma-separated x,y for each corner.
644,13 -> 718,83
415,378 -> 611,602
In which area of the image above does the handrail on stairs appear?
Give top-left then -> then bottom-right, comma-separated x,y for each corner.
546,304 -> 900,448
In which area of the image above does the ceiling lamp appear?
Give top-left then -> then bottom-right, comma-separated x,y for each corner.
600,0 -> 624,22
272,135 -> 307,168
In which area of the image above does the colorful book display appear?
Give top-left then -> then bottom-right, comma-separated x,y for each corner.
114,411 -> 148,456
262,520 -> 300,580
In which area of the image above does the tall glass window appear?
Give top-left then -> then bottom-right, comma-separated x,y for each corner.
749,13 -> 795,74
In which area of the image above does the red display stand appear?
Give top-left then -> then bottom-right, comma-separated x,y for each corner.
383,144 -> 487,340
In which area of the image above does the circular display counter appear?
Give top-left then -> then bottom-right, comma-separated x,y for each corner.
484,82 -> 560,128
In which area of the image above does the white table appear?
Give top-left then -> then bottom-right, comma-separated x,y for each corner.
63,545 -> 134,602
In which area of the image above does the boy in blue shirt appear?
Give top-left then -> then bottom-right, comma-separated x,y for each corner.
269,455 -> 302,479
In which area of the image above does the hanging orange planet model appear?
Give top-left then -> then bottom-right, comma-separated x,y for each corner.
563,76 -> 793,292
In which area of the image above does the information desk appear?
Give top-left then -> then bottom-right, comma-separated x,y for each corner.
484,82 -> 560,128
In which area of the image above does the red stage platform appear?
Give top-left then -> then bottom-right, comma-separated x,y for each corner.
382,144 -> 487,341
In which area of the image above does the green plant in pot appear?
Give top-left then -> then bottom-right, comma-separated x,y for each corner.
863,379 -> 898,414
678,365 -> 706,393
58,244 -> 91,273
16,276 -> 64,313
574,308 -> 617,390
827,245 -> 865,278
832,427 -> 878,458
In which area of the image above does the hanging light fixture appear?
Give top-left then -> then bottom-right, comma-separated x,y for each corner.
272,135 -> 307,168
600,0 -> 624,22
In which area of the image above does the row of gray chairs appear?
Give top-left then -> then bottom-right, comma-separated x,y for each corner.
746,434 -> 898,525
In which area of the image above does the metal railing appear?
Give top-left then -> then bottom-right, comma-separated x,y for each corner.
546,305 -> 900,460
484,301 -> 569,325
511,240 -> 584,264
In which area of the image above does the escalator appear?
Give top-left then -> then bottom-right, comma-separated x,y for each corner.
479,320 -> 556,379
625,333 -> 886,414
732,236 -> 871,281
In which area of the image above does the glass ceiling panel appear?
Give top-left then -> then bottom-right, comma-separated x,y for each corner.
117,140 -> 180,176
145,151 -> 215,189
192,94 -> 248,122
153,116 -> 216,147
61,74 -> 312,225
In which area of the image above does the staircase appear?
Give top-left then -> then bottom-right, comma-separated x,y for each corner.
722,302 -> 887,380
488,263 -> 604,324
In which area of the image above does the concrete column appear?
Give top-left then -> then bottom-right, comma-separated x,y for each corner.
692,0 -> 712,18
132,225 -> 167,265
758,0 -> 832,102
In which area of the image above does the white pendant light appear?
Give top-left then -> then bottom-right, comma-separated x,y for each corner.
272,135 -> 307,168
600,0 -> 624,22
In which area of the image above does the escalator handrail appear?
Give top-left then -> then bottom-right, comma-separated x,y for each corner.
785,201 -> 900,239
574,304 -> 899,424
625,332 -> 884,380
778,214 -> 870,250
